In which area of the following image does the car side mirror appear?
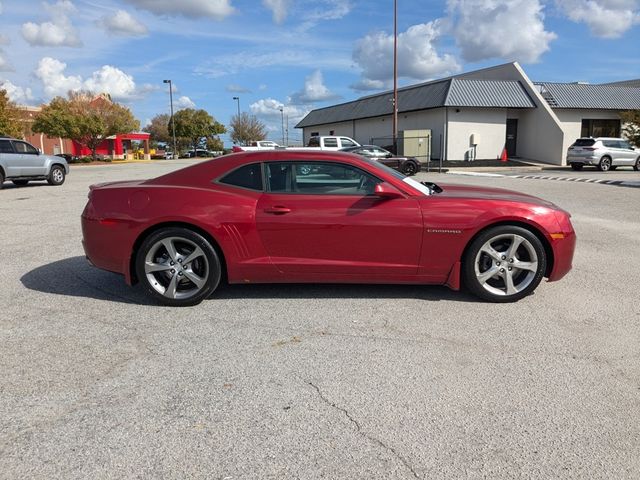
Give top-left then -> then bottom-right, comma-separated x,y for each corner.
373,182 -> 403,199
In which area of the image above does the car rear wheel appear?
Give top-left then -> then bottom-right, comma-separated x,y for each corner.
47,165 -> 66,185
0,170 -> 4,189
598,156 -> 612,172
401,161 -> 418,176
634,158 -> 640,171
12,180 -> 29,186
462,225 -> 546,303
570,163 -> 583,171
135,227 -> 221,307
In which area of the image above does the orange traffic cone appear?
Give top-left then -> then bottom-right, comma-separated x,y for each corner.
500,148 -> 508,163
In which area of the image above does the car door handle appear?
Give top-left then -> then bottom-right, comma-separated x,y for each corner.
264,206 -> 291,215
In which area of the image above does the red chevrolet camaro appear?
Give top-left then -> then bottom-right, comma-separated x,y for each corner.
81,150 -> 575,306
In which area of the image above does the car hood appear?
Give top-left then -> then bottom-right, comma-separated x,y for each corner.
436,183 -> 559,209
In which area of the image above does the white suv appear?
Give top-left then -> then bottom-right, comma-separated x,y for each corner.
567,137 -> 640,172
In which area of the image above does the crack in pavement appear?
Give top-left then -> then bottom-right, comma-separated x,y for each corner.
307,381 -> 421,479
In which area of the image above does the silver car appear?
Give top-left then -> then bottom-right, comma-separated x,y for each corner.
0,137 -> 69,188
567,137 -> 640,172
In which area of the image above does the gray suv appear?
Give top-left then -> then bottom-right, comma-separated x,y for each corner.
0,137 -> 69,189
567,137 -> 640,172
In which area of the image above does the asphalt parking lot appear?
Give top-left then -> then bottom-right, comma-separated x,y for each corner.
1,160 -> 639,479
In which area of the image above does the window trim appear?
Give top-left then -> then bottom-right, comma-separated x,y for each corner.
214,162 -> 265,192
263,160 -> 384,197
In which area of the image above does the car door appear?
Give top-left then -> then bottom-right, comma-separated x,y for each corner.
11,140 -> 44,176
255,160 -> 423,276
0,139 -> 20,177
617,140 -> 637,165
372,147 -> 401,169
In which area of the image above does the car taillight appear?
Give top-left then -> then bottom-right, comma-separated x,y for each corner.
232,146 -> 244,152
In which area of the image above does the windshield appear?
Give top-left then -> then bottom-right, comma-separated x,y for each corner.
361,158 -> 432,196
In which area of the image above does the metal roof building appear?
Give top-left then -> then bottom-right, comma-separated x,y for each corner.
296,62 -> 640,166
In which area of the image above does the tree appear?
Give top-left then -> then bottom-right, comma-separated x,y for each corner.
621,110 -> 640,147
229,112 -> 267,146
0,89 -> 23,138
173,108 -> 225,155
143,113 -> 171,146
32,91 -> 140,160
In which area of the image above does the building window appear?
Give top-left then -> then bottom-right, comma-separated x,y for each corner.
581,119 -> 620,138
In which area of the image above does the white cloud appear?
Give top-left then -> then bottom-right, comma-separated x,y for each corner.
263,0 -> 289,23
0,50 -> 12,72
35,57 -> 141,100
352,20 -> 461,89
21,0 -> 82,47
0,2 -> 3,14
176,95 -> 195,109
98,9 -> 148,36
449,0 -> 556,63
555,0 -> 640,39
289,70 -> 339,104
350,78 -> 388,92
0,80 -> 34,104
226,83 -> 251,93
84,65 -> 137,99
0,34 -> 10,45
305,0 -> 351,21
123,0 -> 234,20
250,97 -> 308,121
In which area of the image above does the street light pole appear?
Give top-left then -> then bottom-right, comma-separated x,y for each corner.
392,0 -> 398,154
279,107 -> 285,146
232,96 -> 240,117
163,79 -> 177,159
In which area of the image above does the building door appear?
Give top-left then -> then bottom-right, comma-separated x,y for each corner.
506,119 -> 518,157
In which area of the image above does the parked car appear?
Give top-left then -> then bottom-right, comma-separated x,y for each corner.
341,145 -> 421,176
567,137 -> 640,171
305,135 -> 360,150
0,137 -> 69,188
232,141 -> 281,153
55,153 -> 78,163
184,149 -> 215,158
82,150 -> 575,307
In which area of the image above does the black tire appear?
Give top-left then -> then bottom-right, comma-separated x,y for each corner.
47,165 -> 66,185
135,227 -> 221,307
633,157 -> 640,171
462,225 -> 547,303
401,161 -> 418,176
610,165 -> 618,171
570,163 -> 583,171
12,180 -> 29,186
0,169 -> 4,189
597,156 -> 611,172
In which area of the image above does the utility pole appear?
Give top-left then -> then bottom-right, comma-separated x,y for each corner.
392,0 -> 398,154
163,79 -> 177,159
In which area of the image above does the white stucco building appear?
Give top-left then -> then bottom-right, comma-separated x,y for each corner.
295,62 -> 640,165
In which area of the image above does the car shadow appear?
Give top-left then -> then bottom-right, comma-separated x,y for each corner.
21,256 -> 478,305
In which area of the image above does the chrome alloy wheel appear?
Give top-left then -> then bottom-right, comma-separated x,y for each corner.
52,168 -> 64,183
144,236 -> 209,300
473,233 -> 539,297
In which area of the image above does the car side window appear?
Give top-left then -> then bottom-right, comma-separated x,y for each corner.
266,161 -> 380,196
219,163 -> 263,191
323,138 -> 338,148
12,141 -> 38,154
0,140 -> 13,153
619,141 -> 632,149
340,138 -> 356,147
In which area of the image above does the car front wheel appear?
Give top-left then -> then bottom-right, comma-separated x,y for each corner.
135,227 -> 222,306
634,157 -> 640,171
47,165 -> 66,185
463,226 -> 546,303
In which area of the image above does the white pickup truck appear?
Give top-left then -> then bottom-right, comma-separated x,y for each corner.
232,141 -> 281,152
304,135 -> 360,150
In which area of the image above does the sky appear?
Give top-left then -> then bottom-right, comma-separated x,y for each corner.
1,0 -> 639,145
